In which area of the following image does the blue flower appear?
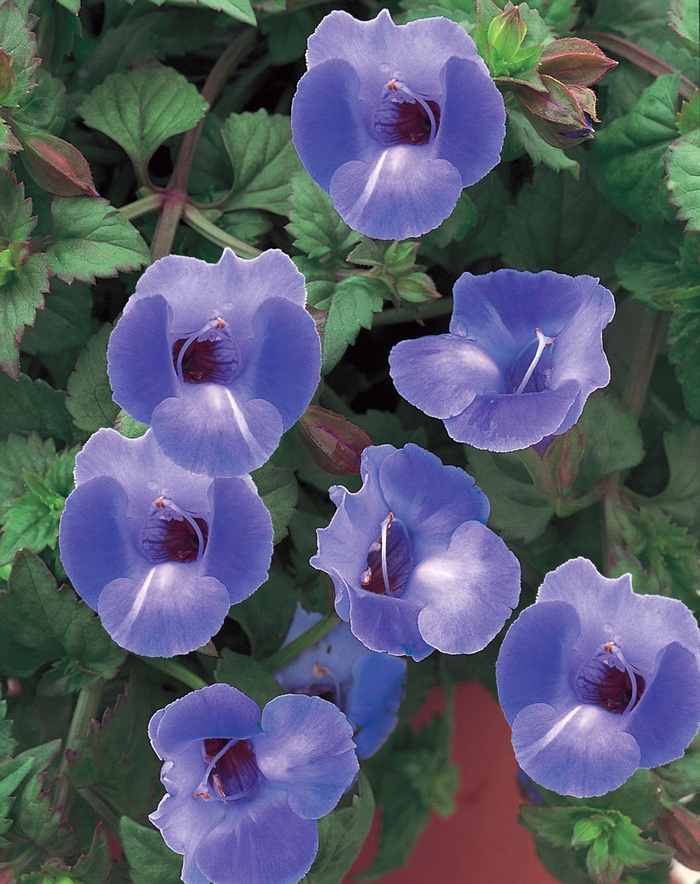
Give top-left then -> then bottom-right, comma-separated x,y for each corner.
311,443 -> 521,661
108,248 -> 321,477
149,683 -> 359,884
59,429 -> 273,657
390,269 -> 615,452
496,557 -> 700,797
274,607 -> 406,758
291,9 -> 505,240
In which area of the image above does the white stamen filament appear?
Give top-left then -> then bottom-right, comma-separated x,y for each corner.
604,642 -> 639,714
156,496 -> 205,561
194,738 -> 237,800
388,79 -> 438,143
175,317 -> 226,382
380,512 -> 394,596
514,328 -> 556,395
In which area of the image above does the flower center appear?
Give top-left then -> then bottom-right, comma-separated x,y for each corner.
373,79 -> 441,146
575,641 -> 646,715
141,497 -> 208,563
194,738 -> 260,802
512,328 -> 556,394
294,662 -> 343,707
361,512 -> 414,597
172,317 -> 239,384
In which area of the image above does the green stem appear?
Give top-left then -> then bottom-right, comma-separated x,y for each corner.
580,31 -> 698,101
372,295 -> 453,326
622,310 -> 666,418
54,679 -> 104,813
119,193 -> 163,221
261,614 -> 342,672
136,655 -> 210,691
183,205 -> 261,258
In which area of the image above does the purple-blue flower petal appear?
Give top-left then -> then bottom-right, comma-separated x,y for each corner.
347,590 -> 434,661
347,651 -> 406,758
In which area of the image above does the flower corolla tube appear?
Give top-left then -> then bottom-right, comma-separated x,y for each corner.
496,557 -> 700,798
148,683 -> 359,884
274,606 -> 406,758
311,443 -> 521,661
59,428 -> 273,657
389,269 -> 615,452
291,9 -> 506,240
107,248 -> 321,477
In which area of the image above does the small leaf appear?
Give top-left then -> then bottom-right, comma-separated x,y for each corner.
0,252 -> 50,379
215,649 -> 284,707
251,461 -> 298,545
287,172 -> 361,263
665,129 -> 700,232
119,816 -> 183,884
315,276 -> 386,374
66,323 -> 119,435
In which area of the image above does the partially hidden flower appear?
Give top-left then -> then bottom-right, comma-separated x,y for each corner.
496,557 -> 700,797
291,9 -> 506,240
149,683 -> 359,884
108,248 -> 321,477
311,443 -> 521,661
59,428 -> 273,657
274,607 -> 406,758
389,269 -> 615,452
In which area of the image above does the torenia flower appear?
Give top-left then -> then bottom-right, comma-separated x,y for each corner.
311,443 -> 521,661
496,558 -> 700,798
149,683 -> 358,884
291,10 -> 506,240
274,607 -> 406,758
389,269 -> 615,452
59,429 -> 273,657
108,248 -> 321,477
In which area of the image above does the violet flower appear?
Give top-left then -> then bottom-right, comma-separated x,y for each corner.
291,9 -> 506,240
311,443 -> 521,661
108,248 -> 321,477
274,607 -> 406,758
390,269 -> 615,452
149,683 -> 358,884
59,429 -> 273,657
496,558 -> 700,797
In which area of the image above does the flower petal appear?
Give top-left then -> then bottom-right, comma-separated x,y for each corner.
346,651 -> 406,758
347,589 -> 433,661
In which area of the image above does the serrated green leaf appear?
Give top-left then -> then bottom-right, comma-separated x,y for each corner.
221,110 -> 303,214
591,73 -> 681,224
505,107 -> 581,175
667,310 -> 700,418
615,223 -> 700,305
665,129 -> 700,232
0,433 -> 55,518
0,372 -> 73,442
0,252 -> 50,379
0,755 -> 33,836
0,167 -> 35,243
21,279 -> 93,356
591,0 -> 678,44
0,0 -> 39,102
114,409 -> 149,439
119,816 -> 183,884
670,0 -> 700,44
45,197 -> 150,284
677,91 -> 700,135
250,461 -> 298,545
287,172 -> 361,263
575,395 -> 645,489
653,422 -> 700,532
501,163 -> 634,280
13,68 -> 70,135
0,698 -> 16,757
145,0 -> 256,25
527,0 -> 579,30
18,765 -> 76,855
656,732 -> 700,800
66,323 -> 119,436
318,276 -> 385,374
79,65 -> 208,180
215,648 -> 284,707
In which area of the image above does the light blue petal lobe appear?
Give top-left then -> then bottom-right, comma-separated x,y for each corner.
275,617 -> 362,693
330,151 -> 463,240
152,684 -> 261,756
152,387 -> 284,477
257,695 -> 358,819
347,590 -> 433,661
195,790 -> 318,884
347,652 -> 406,758
97,568 -> 230,657
496,600 -> 581,724
108,295 -> 178,423
445,380 -> 580,450
512,702 -> 641,797
625,642 -> 700,769
411,521 -> 520,654
59,476 -> 136,610
390,334 -> 506,419
436,56 -> 505,187
206,477 -> 273,605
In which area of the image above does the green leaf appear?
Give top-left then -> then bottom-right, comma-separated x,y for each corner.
215,648 -> 284,707
66,323 -> 119,436
13,68 -> 70,135
287,172 -> 361,263
0,0 -> 39,102
665,129 -> 700,232
45,197 -> 150,284
575,395 -> 645,489
79,65 -> 208,180
0,252 -> 50,379
119,817 -> 183,884
591,0 -> 679,44
114,409 -> 149,439
527,0 -> 579,31
251,461 -> 298,545
145,0 -> 256,25
0,698 -> 16,759
230,564 -> 298,658
0,372 -> 73,443
667,310 -> 700,418
0,754 -> 34,838
316,276 -> 386,374
615,223 -> 700,305
221,111 -> 304,214
304,774 -> 375,884
501,163 -> 634,280
591,73 -> 681,224
17,763 -> 76,855
504,107 -> 581,175
0,433 -> 56,519
669,0 -> 700,44
653,422 -> 700,532
0,550 -> 125,684
20,279 -> 93,356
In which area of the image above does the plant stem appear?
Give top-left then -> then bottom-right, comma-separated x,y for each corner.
372,295 -> 453,326
261,613 -> 342,671
136,655 -> 210,691
622,310 -> 666,418
183,206 -> 260,258
119,193 -> 163,221
54,679 -> 104,813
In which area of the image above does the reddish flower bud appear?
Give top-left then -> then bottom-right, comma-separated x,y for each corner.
513,75 -> 598,148
539,38 -> 618,87
297,405 -> 372,475
15,124 -> 98,197
657,803 -> 700,871
0,49 -> 16,106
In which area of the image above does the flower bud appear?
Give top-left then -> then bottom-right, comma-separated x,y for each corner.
0,49 -> 16,106
513,75 -> 598,148
297,405 -> 372,475
488,6 -> 527,63
538,38 -> 617,87
15,124 -> 98,197
657,803 -> 700,871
